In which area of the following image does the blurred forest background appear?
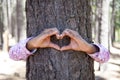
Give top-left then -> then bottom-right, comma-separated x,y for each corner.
0,0 -> 120,80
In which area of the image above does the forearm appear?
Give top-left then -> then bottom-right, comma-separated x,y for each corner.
26,37 -> 38,51
85,44 -> 99,54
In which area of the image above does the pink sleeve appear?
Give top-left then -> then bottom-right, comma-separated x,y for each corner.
88,44 -> 110,63
9,38 -> 33,61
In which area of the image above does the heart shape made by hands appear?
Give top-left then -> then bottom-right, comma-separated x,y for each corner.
50,35 -> 71,48
29,28 -> 92,53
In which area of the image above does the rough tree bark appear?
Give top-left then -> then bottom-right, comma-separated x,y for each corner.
26,0 -> 94,80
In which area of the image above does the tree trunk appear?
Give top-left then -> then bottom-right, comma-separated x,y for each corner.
100,0 -> 110,49
94,0 -> 102,43
26,0 -> 94,80
16,0 -> 26,42
0,0 -> 4,47
2,0 -> 9,51
110,0 -> 115,46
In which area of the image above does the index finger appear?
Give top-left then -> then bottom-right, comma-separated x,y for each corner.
62,29 -> 80,42
41,28 -> 59,38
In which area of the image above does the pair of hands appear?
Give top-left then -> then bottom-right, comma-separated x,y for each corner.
26,28 -> 97,54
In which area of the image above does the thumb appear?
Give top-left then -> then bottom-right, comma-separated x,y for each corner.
48,42 -> 60,50
61,45 -> 72,51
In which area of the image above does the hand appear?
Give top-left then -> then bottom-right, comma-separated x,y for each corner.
60,29 -> 97,54
27,28 -> 97,54
26,28 -> 60,51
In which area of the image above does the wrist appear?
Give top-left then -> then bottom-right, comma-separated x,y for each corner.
26,38 -> 37,51
86,44 -> 99,54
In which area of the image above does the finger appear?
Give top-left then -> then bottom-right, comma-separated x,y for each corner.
62,31 -> 75,40
44,28 -> 58,32
41,28 -> 59,39
63,29 -> 80,43
60,30 -> 69,39
65,29 -> 88,45
56,33 -> 60,39
64,29 -> 77,38
59,34 -> 64,39
48,42 -> 60,50
61,45 -> 72,51
47,28 -> 59,36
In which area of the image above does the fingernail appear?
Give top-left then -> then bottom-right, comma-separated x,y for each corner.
60,35 -> 63,39
56,34 -> 60,39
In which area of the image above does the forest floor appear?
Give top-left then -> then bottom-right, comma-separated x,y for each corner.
0,46 -> 120,80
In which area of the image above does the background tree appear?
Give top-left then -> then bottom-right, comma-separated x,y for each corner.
100,0 -> 110,50
0,0 -> 4,48
0,0 -> 26,51
10,0 -> 26,42
16,0 -> 26,42
110,0 -> 115,43
91,0 -> 111,71
92,0 -> 110,49
91,0 -> 103,43
26,0 -> 95,80
111,0 -> 120,47
1,0 -> 9,51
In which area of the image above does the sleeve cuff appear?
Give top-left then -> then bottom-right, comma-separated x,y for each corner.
30,49 -> 37,54
24,37 -> 37,54
88,43 -> 110,63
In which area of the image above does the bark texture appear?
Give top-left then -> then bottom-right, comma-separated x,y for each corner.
26,0 -> 94,80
